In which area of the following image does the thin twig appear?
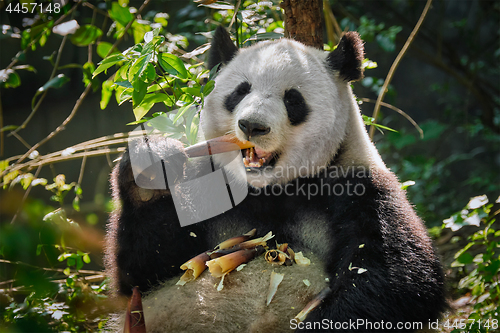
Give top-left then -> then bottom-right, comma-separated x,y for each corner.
10,132 -> 32,149
368,0 -> 433,139
8,35 -> 69,138
77,153 -> 87,185
0,259 -> 103,275
360,98 -> 423,138
229,0 -> 242,30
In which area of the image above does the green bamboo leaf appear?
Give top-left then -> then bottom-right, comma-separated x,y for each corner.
128,54 -> 152,90
93,54 -> 126,78
114,80 -> 133,89
118,88 -> 133,106
31,74 -> 70,109
132,85 -> 147,108
159,53 -> 189,79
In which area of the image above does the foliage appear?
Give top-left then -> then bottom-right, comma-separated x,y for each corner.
443,195 -> 500,332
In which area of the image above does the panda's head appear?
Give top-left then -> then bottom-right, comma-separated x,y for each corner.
201,26 -> 368,188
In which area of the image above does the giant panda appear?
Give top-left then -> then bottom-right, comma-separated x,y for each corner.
105,26 -> 446,332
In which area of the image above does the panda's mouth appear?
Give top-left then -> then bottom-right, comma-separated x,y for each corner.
242,147 -> 277,170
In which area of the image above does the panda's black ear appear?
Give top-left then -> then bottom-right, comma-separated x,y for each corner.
326,32 -> 364,82
207,26 -> 238,70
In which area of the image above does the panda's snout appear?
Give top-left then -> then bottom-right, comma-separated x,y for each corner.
238,119 -> 270,139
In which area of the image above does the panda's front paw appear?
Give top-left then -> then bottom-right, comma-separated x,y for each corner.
126,135 -> 188,190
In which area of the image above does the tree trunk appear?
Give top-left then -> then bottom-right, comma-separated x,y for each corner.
280,0 -> 324,49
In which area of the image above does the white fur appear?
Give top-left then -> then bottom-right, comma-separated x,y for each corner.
201,39 -> 386,188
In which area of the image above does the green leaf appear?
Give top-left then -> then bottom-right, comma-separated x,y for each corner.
132,94 -> 171,121
70,25 -> 103,47
132,85 -> 147,108
93,54 -> 126,78
173,102 -> 195,124
97,41 -> 119,58
132,21 -> 150,45
82,62 -> 100,91
83,253 -> 91,264
202,80 -> 215,96
0,70 -> 21,88
118,88 -> 133,105
100,80 -> 114,110
182,86 -> 202,98
159,53 -> 189,79
109,2 -> 133,27
148,115 -> 178,133
114,80 -> 133,89
128,54 -> 152,90
31,74 -> 70,109
145,63 -> 157,81
114,62 -> 130,81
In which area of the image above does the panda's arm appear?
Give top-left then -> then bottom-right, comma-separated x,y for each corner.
105,136 -> 209,296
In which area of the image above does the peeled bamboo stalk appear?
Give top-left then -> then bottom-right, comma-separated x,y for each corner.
294,288 -> 332,322
176,252 -> 211,286
207,247 -> 264,278
208,231 -> 274,258
184,134 -> 254,158
215,228 -> 257,250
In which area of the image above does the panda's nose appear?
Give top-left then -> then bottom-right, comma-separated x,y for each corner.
238,119 -> 270,138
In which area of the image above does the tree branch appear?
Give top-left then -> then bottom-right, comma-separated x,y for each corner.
369,0 -> 433,139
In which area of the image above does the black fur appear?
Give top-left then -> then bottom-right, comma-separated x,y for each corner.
106,138 -> 446,330
327,32 -> 365,82
224,81 -> 251,112
284,88 -> 310,126
208,25 -> 238,70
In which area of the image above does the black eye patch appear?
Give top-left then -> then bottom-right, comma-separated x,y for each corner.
224,82 -> 251,112
284,89 -> 310,126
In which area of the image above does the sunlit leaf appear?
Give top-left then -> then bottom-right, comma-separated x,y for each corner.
100,80 -> 114,110
128,54 -> 152,90
93,54 -> 126,78
159,53 -> 189,79
108,2 -> 133,27
97,41 -> 119,58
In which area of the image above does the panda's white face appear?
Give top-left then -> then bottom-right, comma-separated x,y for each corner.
201,39 -> 355,188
